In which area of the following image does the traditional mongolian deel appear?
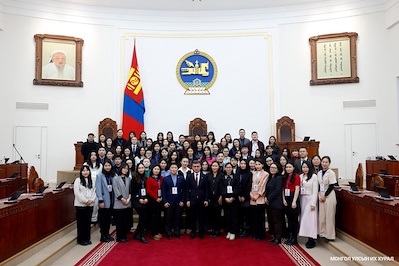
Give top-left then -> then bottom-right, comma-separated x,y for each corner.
176,49 -> 217,95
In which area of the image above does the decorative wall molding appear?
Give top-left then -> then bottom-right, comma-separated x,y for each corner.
385,0 -> 399,28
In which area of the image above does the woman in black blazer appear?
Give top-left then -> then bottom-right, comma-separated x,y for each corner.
131,163 -> 149,243
265,162 -> 284,244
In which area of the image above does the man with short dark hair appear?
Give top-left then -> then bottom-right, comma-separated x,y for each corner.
246,131 -> 265,157
113,129 -> 128,149
186,161 -> 209,239
162,163 -> 185,239
81,133 -> 98,162
294,147 -> 310,174
238,129 -> 250,147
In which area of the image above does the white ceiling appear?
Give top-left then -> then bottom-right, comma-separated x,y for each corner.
52,0 -> 329,11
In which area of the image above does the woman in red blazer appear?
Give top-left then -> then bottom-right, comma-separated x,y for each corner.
146,165 -> 163,240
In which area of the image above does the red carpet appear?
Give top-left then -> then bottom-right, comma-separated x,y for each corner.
76,231 -> 320,266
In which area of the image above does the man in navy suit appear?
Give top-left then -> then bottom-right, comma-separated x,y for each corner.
186,161 -> 209,239
162,163 -> 185,239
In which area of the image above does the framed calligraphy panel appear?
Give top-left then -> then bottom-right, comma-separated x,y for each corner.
309,32 -> 359,86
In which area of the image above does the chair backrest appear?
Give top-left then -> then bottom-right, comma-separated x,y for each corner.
276,116 -> 295,142
28,166 -> 39,192
189,117 -> 207,137
98,118 -> 118,141
370,174 -> 384,191
355,163 -> 364,188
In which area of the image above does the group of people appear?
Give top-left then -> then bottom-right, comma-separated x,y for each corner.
74,129 -> 338,248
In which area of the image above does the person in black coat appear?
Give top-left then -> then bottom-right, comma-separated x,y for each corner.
131,163 -> 149,243
113,129 -> 128,149
219,163 -> 241,240
265,162 -> 284,244
208,161 -> 223,237
186,161 -> 209,239
81,133 -> 99,162
237,159 -> 252,238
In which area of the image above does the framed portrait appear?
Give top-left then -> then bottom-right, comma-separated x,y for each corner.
33,34 -> 84,87
309,32 -> 359,86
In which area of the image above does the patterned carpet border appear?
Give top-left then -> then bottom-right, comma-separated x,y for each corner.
280,239 -> 320,266
76,233 -> 320,266
74,231 -> 118,266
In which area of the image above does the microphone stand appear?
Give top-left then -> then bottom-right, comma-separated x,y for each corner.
13,144 -> 25,181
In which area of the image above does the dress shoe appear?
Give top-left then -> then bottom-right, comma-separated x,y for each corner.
322,237 -> 334,242
107,235 -> 115,242
268,237 -> 276,243
174,233 -> 183,239
306,239 -> 316,249
167,235 -> 172,240
87,240 -> 92,245
226,232 -> 231,239
190,233 -> 196,239
229,234 -> 235,240
139,236 -> 149,243
100,235 -> 110,242
239,231 -> 248,238
78,241 -> 89,246
199,234 -> 204,239
118,238 -> 129,242
214,231 -> 220,237
286,238 -> 298,245
133,233 -> 141,241
253,237 -> 260,241
271,238 -> 281,245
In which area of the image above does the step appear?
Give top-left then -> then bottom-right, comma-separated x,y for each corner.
1,222 -> 77,266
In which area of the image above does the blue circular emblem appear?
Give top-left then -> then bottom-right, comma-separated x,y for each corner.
176,49 -> 217,94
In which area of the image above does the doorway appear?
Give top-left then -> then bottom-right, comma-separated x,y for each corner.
13,126 -> 48,181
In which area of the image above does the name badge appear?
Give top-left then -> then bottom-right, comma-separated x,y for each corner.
172,187 -> 178,195
300,187 -> 306,195
141,188 -> 146,196
284,188 -> 290,197
91,172 -> 96,179
158,189 -> 162,197
107,185 -> 112,192
86,190 -> 92,198
253,184 -> 259,192
227,185 -> 233,194
320,184 -> 325,192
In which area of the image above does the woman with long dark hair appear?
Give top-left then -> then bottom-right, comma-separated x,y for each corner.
112,163 -> 131,242
131,163 -> 149,243
282,162 -> 300,245
74,165 -> 96,245
95,159 -> 115,242
208,161 -> 222,237
84,151 -> 102,224
299,161 -> 318,248
203,131 -> 216,149
237,159 -> 252,238
146,164 -> 163,240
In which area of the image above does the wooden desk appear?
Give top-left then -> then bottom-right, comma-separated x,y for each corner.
276,141 -> 320,158
366,160 -> 399,175
0,163 -> 28,179
366,174 -> 399,196
335,188 -> 399,260
0,178 -> 27,199
0,188 -> 75,262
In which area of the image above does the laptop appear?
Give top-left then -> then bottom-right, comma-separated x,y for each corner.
387,155 -> 397,161
6,172 -> 19,180
374,186 -> 394,201
303,136 -> 310,141
4,190 -> 25,204
53,181 -> 66,191
348,182 -> 361,194
32,186 -> 48,197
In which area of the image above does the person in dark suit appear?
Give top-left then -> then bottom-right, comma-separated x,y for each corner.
186,161 -> 209,239
294,147 -> 311,174
237,159 -> 252,238
219,163 -> 241,240
266,162 -> 284,244
81,133 -> 99,163
246,131 -> 265,158
113,129 -> 128,149
162,163 -> 185,239
208,161 -> 223,237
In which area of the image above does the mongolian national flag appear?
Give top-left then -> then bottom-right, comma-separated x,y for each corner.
122,41 -> 145,138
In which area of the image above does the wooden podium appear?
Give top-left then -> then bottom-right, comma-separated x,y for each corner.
0,163 -> 28,179
74,142 -> 84,170
366,160 -> 399,175
276,141 -> 320,158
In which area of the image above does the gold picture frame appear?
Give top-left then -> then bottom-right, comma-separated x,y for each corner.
33,34 -> 84,87
309,32 -> 359,86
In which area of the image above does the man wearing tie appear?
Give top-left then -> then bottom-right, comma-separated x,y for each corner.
294,147 -> 310,174
162,163 -> 185,239
238,129 -> 250,147
130,136 -> 138,156
186,161 -> 209,239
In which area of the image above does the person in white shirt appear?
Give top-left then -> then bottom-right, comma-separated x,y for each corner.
74,165 -> 97,246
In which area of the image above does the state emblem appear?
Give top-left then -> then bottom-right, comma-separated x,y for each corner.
176,49 -> 217,95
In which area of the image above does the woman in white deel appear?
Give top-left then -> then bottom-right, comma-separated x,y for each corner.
317,156 -> 338,242
298,161 -> 318,248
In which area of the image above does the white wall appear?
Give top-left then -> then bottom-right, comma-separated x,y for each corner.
0,0 -> 398,183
